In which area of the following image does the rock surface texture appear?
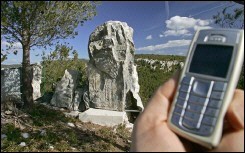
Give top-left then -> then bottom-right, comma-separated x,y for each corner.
50,69 -> 81,110
32,64 -> 42,100
87,21 -> 144,112
1,64 -> 42,103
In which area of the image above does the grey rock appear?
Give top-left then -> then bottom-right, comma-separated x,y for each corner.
64,111 -> 80,118
49,145 -> 54,149
50,69 -> 81,110
32,64 -> 42,100
5,110 -> 13,115
40,129 -> 46,136
136,58 -> 184,72
1,63 -> 42,102
1,134 -> 7,139
87,21 -> 144,112
21,133 -> 29,139
1,68 -> 22,102
78,108 -> 128,126
19,142 -> 26,147
72,88 -> 83,111
67,122 -> 75,127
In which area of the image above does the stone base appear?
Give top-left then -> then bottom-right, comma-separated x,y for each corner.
78,108 -> 128,127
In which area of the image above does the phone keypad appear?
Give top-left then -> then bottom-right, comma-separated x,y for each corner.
171,76 -> 227,136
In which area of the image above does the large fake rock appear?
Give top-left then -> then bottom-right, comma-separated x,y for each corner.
50,69 -> 81,110
88,21 -> 144,112
1,64 -> 42,103
32,64 -> 42,100
1,66 -> 22,102
79,108 -> 128,127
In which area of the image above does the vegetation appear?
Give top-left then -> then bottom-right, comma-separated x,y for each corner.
136,54 -> 185,61
135,54 -> 244,106
1,1 -> 99,108
135,54 -> 185,106
213,1 -> 244,89
2,54 -> 243,151
40,53 -> 244,106
41,44 -> 88,95
213,2 -> 244,29
1,104 -> 131,152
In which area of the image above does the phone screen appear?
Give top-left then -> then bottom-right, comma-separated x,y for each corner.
189,44 -> 233,78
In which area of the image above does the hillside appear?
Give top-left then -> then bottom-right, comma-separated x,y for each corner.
135,54 -> 244,106
135,54 -> 185,106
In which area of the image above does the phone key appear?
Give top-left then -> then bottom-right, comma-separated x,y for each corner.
204,107 -> 219,117
199,125 -> 214,136
208,99 -> 222,108
171,113 -> 181,126
192,80 -> 211,97
210,91 -> 224,100
180,84 -> 191,92
182,76 -> 192,85
174,106 -> 184,115
202,116 -> 216,126
184,111 -> 201,121
178,91 -> 188,99
188,94 -> 206,105
186,103 -> 203,113
176,98 -> 186,107
213,82 -> 227,91
182,117 -> 198,129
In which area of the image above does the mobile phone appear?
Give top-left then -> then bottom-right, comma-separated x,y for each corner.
167,28 -> 244,149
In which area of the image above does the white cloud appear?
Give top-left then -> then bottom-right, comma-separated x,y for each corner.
159,34 -> 164,38
136,39 -> 191,51
166,16 -> 197,30
146,35 -> 152,40
163,16 -> 212,37
163,29 -> 192,37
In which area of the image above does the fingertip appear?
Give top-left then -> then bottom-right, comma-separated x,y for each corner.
158,70 -> 180,101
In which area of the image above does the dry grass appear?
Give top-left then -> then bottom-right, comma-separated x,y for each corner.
1,103 -> 131,152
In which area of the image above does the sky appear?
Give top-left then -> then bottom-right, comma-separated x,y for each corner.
1,1 -> 244,65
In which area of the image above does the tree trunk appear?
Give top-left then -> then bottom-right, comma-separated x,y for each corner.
22,44 -> 34,109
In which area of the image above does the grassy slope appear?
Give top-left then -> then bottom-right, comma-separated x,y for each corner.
1,104 -> 131,152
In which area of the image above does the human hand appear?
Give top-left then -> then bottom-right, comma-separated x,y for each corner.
130,71 -> 244,152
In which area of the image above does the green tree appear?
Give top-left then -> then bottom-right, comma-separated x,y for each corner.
1,1 -> 98,108
41,43 -> 87,95
213,1 -> 244,89
213,2 -> 244,28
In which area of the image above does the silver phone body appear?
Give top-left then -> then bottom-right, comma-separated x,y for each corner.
168,28 -> 244,148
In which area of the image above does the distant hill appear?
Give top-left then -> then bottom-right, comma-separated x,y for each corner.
1,64 -> 22,69
135,54 -> 243,106
135,54 -> 184,106
135,54 -> 186,61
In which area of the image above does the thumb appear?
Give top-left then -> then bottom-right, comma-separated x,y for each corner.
142,70 -> 180,122
226,89 -> 244,130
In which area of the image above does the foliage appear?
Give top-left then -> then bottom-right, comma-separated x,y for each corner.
136,54 -> 185,61
1,1 -> 99,107
213,3 -> 244,29
41,43 -> 87,94
135,54 -> 244,106
212,2 -> 244,90
1,104 -> 130,152
1,52 -> 7,63
1,1 -> 99,50
135,54 -> 185,106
